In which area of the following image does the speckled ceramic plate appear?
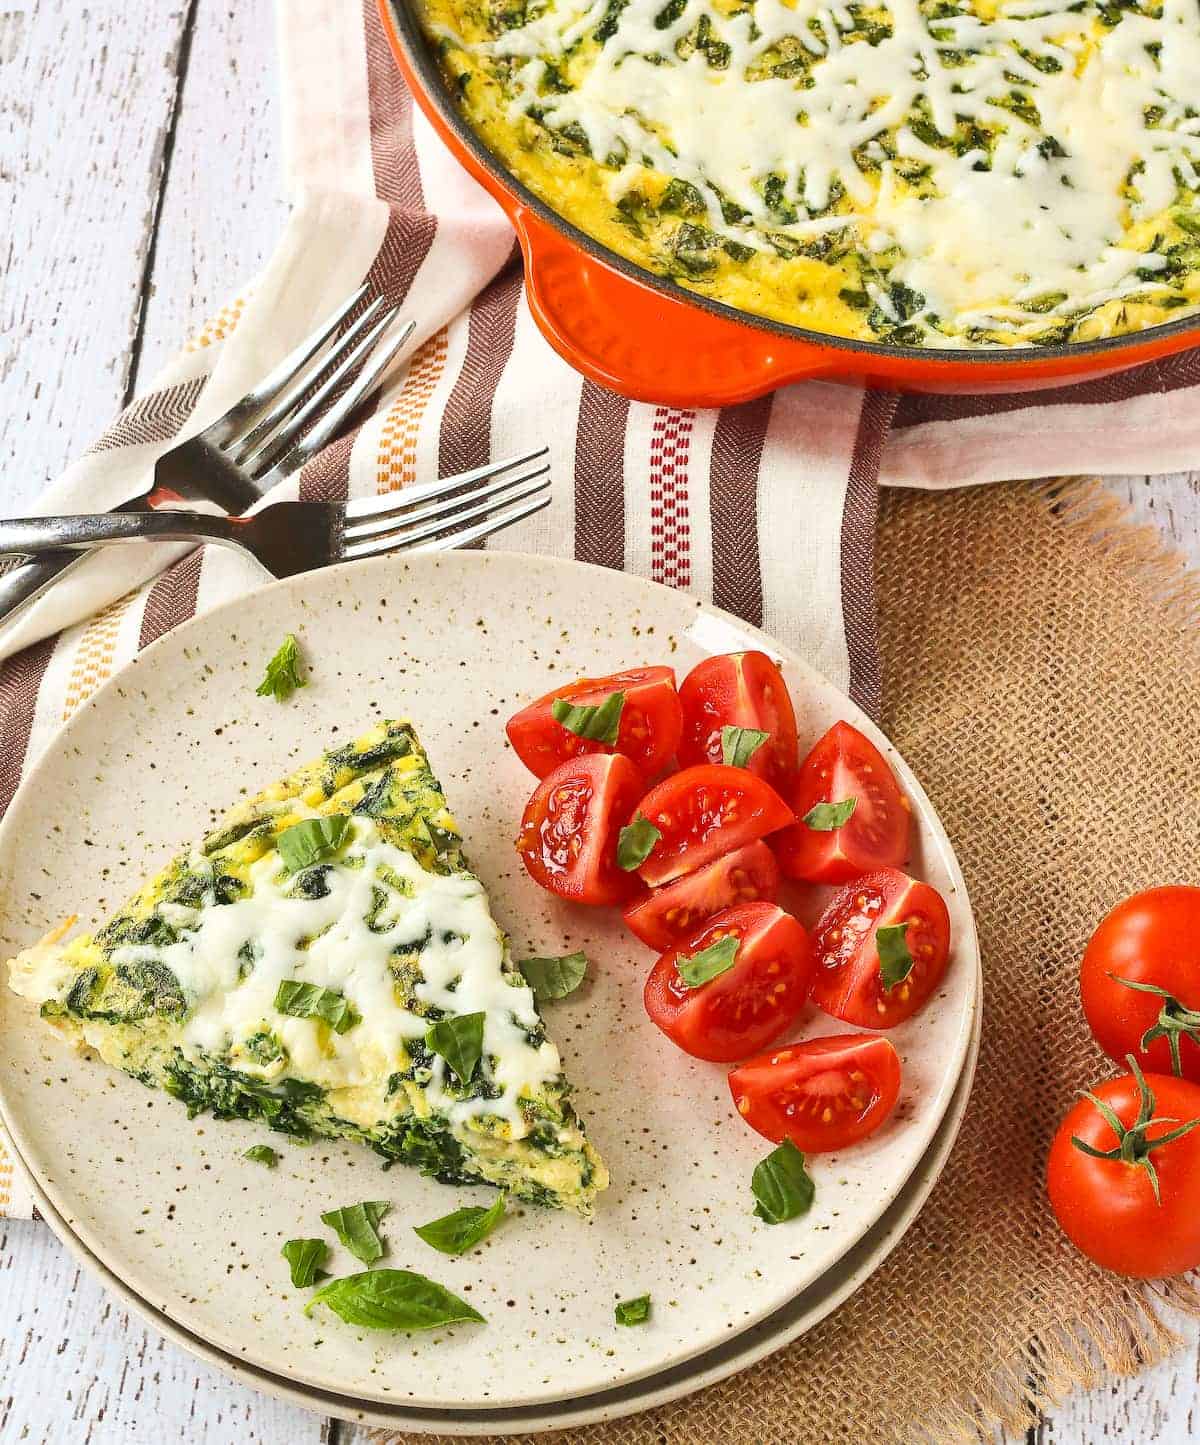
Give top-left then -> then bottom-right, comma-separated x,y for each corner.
15,992 -> 979,1434
0,551 -> 978,1412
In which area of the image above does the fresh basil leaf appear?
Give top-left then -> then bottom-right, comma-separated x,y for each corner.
518,952 -> 588,1002
615,1294 -> 652,1326
282,1237 -> 329,1288
274,979 -> 360,1034
426,1012 -> 486,1085
617,813 -> 661,871
721,726 -> 769,769
320,1200 -> 391,1264
304,1268 -> 486,1330
277,814 -> 350,873
256,633 -> 307,702
677,934 -> 739,989
877,923 -> 915,989
802,797 -> 858,831
243,1144 -> 278,1167
414,1194 -> 506,1256
551,690 -> 625,745
752,1139 -> 815,1224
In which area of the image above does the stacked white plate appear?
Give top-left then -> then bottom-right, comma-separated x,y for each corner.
0,554 -> 979,1433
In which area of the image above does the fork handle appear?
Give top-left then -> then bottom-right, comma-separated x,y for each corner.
0,511 -> 243,554
0,491 -> 177,628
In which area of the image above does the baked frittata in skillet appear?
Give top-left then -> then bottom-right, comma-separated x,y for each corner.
7,721 -> 607,1214
417,0 -> 1200,346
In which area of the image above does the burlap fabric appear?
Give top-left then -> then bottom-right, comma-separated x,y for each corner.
375,479 -> 1200,1445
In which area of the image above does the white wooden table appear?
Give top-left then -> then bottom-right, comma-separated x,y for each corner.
3,6 -> 1199,1442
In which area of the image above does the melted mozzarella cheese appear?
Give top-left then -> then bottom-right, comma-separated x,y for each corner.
452,0 -> 1200,333
34,819 -> 562,1136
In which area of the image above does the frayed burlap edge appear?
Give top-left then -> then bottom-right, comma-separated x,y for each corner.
368,476 -> 1200,1445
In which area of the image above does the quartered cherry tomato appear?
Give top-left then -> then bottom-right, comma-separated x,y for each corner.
810,867 -> 951,1028
774,721 -> 910,885
1047,1062 -> 1200,1278
623,839 -> 780,952
506,666 -> 682,781
516,753 -> 644,906
635,764 -> 794,887
729,1033 -> 901,1152
677,651 -> 799,791
643,902 -> 813,1062
1080,886 -> 1200,1082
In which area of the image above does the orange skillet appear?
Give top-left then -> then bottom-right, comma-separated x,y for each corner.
379,0 -> 1200,408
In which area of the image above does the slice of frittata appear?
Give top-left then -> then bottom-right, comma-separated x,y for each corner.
7,720 -> 607,1214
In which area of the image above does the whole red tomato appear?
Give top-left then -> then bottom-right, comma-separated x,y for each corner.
1047,1060 -> 1200,1278
1080,886 -> 1200,1081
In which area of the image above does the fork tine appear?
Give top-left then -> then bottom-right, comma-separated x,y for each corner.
267,319 -> 417,479
350,491 -> 553,563
344,446 -> 550,522
209,285 -> 372,443
343,473 -> 551,560
231,301 -> 395,470
344,461 -> 550,543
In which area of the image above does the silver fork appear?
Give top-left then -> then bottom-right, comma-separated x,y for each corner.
0,450 -> 552,577
0,285 -> 417,622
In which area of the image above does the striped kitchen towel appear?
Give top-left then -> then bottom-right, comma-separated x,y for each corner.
1,0 -> 1198,1219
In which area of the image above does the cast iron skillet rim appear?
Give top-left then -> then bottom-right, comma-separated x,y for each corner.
388,0 -> 1200,368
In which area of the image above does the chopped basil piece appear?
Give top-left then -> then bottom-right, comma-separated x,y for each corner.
277,814 -> 350,873
256,633 -> 307,702
518,952 -> 588,1001
414,1194 -> 506,1256
551,690 -> 625,745
320,1200 -> 391,1265
615,1294 -> 652,1326
426,1012 -> 486,1084
721,725 -> 769,769
677,934 -> 739,988
752,1139 -> 816,1224
243,1144 -> 278,1167
282,1237 -> 329,1288
803,797 -> 858,831
877,923 -> 915,989
274,980 -> 360,1035
617,813 -> 661,871
304,1268 -> 485,1330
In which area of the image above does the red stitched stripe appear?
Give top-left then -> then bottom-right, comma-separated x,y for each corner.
648,408 -> 695,589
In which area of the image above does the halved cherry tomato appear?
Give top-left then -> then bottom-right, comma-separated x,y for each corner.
1080,886 -> 1200,1082
516,754 -> 644,906
506,666 -> 682,781
678,651 -> 799,791
623,840 -> 780,951
643,902 -> 813,1062
728,1034 -> 901,1152
635,764 -> 793,887
773,721 -> 910,884
810,867 -> 951,1028
1047,1065 -> 1200,1278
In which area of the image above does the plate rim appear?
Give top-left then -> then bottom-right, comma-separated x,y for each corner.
14,991 -> 979,1434
0,549 -> 980,1410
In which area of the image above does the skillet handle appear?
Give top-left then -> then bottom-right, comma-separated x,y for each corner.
511,206 -> 834,408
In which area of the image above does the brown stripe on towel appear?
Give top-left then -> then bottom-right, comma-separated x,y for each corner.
574,381 -> 631,572
841,390 -> 898,722
710,393 -> 773,627
438,251 -> 524,478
